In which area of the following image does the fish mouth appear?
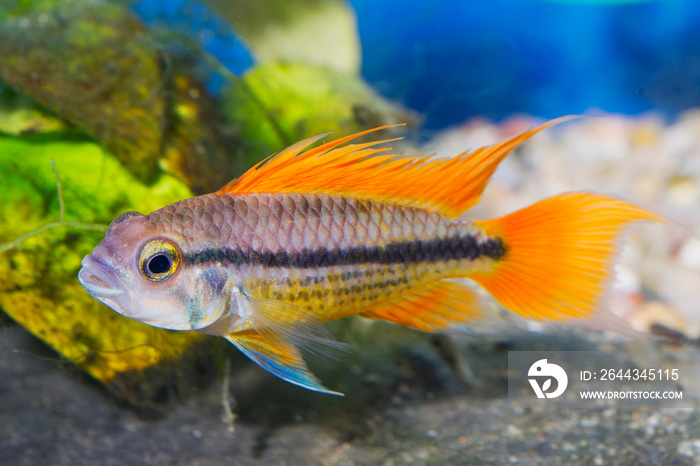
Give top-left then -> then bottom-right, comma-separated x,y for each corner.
78,255 -> 125,299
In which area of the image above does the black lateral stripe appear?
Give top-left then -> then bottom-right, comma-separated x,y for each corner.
183,236 -> 507,269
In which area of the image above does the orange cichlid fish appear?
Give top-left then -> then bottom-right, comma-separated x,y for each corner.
78,117 -> 660,395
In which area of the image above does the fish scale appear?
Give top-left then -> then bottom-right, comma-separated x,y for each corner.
146,192 -> 481,256
243,264 -> 416,320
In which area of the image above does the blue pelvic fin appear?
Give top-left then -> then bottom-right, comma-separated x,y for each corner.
225,332 -> 344,396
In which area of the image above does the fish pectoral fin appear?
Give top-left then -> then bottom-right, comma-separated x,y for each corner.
240,295 -> 348,359
361,280 -> 485,333
226,293 -> 345,395
225,332 -> 344,396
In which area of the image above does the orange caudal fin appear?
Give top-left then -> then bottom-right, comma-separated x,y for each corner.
472,193 -> 663,322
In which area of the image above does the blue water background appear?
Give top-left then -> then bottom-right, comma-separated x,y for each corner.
132,0 -> 700,129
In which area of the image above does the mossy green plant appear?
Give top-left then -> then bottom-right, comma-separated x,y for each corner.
0,134 -> 204,383
223,61 -> 417,158
0,1 -> 244,195
0,2 -> 165,181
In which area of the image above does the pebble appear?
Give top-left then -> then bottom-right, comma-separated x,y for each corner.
677,439 -> 700,459
505,424 -> 522,438
579,416 -> 599,428
679,237 -> 700,270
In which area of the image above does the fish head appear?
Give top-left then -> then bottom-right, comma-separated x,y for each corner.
78,210 -> 230,331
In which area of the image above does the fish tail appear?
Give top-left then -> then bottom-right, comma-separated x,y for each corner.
471,192 -> 662,322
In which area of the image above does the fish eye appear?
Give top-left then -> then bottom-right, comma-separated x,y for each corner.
138,239 -> 181,282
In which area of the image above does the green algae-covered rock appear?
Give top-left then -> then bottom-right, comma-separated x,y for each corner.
0,2 -> 165,181
223,61 -> 417,157
0,1 -> 241,194
0,87 -> 72,136
0,134 -> 205,385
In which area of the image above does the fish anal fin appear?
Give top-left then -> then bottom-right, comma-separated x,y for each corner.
226,332 -> 343,396
472,192 -> 663,322
361,280 -> 483,333
217,118 -> 574,218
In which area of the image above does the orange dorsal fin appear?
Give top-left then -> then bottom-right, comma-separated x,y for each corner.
217,117 -> 574,218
